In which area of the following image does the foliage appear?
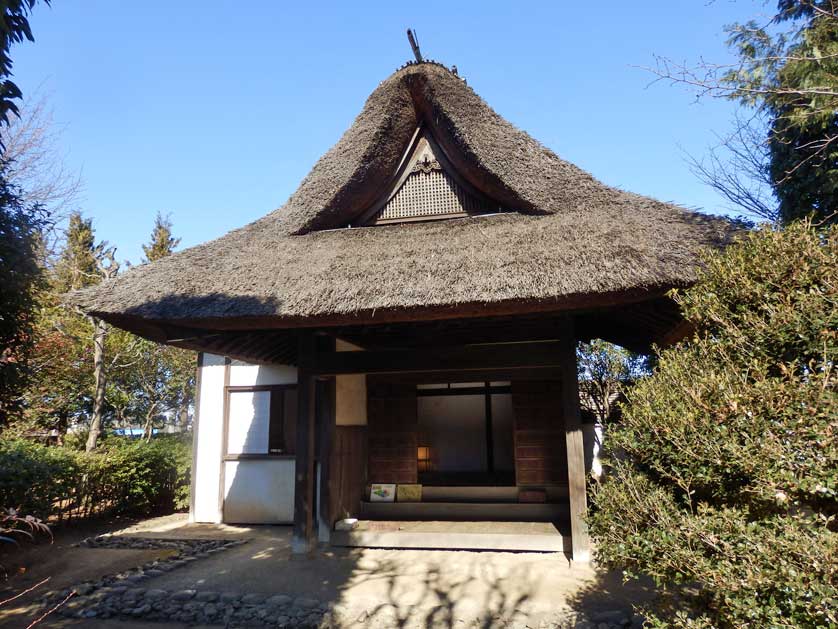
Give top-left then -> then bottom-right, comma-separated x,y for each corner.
14,214 -> 101,436
0,3 -> 49,427
142,212 -> 181,263
107,331 -> 195,439
13,212 -> 195,444
1,508 -> 50,580
724,1 -> 838,224
577,339 -> 649,424
0,0 -> 47,133
0,434 -> 192,521
0,165 -> 46,427
52,211 -> 100,293
18,292 -> 94,436
121,212 -> 194,439
654,2 -> 837,224
588,222 -> 837,628
1,507 -> 50,547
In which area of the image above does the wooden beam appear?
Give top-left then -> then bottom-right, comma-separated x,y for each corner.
558,317 -> 591,562
366,367 -> 561,385
292,333 -> 317,554
307,341 -> 564,376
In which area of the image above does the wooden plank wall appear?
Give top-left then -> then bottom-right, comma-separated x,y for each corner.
366,380 -> 418,484
329,426 -> 367,521
511,380 -> 568,486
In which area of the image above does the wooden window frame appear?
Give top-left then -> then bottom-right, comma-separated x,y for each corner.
415,382 -> 512,476
222,384 -> 297,461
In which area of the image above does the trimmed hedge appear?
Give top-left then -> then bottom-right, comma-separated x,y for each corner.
588,222 -> 837,628
0,434 -> 191,522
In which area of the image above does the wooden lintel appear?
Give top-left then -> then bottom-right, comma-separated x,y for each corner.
306,341 -> 564,376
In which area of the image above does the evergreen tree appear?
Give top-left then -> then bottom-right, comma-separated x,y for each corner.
0,1 -> 47,133
0,0 -> 50,427
125,213 -> 193,437
766,2 -> 838,223
723,1 -> 838,224
654,1 -> 837,224
0,168 -> 45,426
53,212 -> 98,292
588,222 -> 837,627
142,212 -> 180,263
17,214 -> 104,439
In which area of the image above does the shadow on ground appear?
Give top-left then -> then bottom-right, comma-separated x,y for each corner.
2,514 -> 659,628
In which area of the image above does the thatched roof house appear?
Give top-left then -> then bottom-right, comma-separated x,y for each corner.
72,61 -> 733,560
72,62 -> 731,362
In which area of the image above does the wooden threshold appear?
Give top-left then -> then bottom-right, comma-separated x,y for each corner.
359,501 -> 568,522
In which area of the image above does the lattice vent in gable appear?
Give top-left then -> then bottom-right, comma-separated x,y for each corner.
363,131 -> 502,226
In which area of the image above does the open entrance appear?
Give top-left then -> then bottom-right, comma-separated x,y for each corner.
416,382 -> 515,487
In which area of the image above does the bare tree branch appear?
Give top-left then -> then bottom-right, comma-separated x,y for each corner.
685,113 -> 779,222
0,89 -> 84,255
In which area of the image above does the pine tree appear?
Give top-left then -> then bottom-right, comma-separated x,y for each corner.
142,212 -> 180,263
41,212 -> 118,451
53,212 -> 98,292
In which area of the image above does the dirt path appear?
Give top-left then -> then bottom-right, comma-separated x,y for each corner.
0,516 -> 176,628
1,515 -> 654,628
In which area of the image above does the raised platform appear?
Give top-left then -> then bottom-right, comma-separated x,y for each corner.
359,501 -> 568,521
331,520 -> 569,553
420,485 -> 569,503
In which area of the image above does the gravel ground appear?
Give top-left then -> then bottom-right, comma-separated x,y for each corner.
14,515 -> 654,628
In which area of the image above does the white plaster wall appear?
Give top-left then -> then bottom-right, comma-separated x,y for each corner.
222,459 -> 296,523
192,353 -> 226,523
228,360 -> 297,386
191,355 -> 298,524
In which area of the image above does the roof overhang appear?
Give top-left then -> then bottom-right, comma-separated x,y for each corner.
92,288 -> 687,365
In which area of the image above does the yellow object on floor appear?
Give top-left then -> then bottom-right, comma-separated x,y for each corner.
396,484 -> 422,502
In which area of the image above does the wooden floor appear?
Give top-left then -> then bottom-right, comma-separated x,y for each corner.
331,520 -> 569,553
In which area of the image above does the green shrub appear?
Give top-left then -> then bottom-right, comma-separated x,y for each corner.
588,222 -> 837,628
0,433 -> 192,522
0,439 -> 81,519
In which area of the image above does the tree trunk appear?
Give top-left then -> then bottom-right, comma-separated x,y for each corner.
85,317 -> 107,452
56,409 -> 69,446
143,402 -> 157,441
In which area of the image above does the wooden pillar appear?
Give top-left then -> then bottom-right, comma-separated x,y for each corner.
559,317 -> 591,562
292,333 -> 317,555
316,376 -> 335,544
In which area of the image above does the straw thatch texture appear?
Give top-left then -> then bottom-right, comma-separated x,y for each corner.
70,62 -> 735,331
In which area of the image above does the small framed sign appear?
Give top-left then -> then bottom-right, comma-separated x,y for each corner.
370,483 -> 396,502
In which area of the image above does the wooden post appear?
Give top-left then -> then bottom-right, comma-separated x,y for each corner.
292,333 -> 317,555
559,317 -> 591,562
316,376 -> 335,544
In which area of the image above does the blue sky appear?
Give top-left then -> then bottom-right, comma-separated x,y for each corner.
14,1 -> 771,264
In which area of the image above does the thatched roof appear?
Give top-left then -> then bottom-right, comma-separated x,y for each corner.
70,61 -> 734,357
